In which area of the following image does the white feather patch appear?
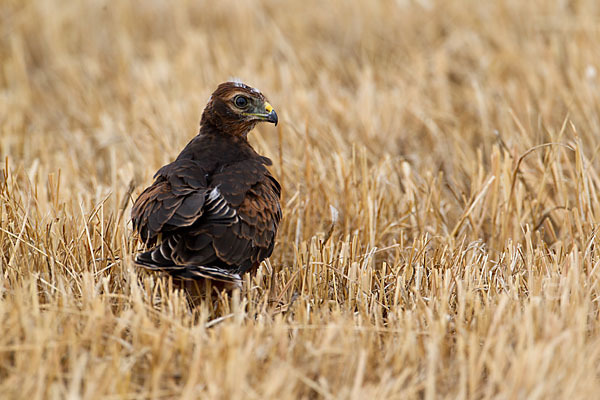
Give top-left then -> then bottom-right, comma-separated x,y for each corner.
227,78 -> 261,94
208,187 -> 221,202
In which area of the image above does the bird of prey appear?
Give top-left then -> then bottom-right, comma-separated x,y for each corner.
131,81 -> 281,284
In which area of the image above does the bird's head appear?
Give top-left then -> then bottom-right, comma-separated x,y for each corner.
201,81 -> 278,137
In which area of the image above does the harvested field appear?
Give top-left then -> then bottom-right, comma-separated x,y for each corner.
2,0 -> 600,398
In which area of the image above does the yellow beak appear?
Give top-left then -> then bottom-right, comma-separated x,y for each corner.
242,101 -> 278,126
265,102 -> 274,114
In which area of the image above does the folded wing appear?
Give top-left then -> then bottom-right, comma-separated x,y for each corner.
131,157 -> 281,282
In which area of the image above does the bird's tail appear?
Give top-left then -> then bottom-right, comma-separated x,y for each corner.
134,249 -> 242,284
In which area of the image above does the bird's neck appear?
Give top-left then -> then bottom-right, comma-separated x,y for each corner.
200,114 -> 255,139
198,121 -> 255,151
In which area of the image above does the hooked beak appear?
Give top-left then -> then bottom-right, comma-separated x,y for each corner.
263,101 -> 278,126
244,101 -> 278,126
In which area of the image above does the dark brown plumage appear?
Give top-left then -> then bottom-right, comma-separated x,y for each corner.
131,81 -> 281,283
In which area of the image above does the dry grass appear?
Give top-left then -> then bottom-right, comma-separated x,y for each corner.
2,0 -> 600,398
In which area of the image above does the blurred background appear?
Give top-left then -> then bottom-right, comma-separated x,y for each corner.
3,0 -> 600,245
3,0 -> 599,185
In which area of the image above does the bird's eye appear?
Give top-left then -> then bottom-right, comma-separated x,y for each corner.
234,96 -> 248,108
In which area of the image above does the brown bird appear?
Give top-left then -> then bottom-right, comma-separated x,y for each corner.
131,81 -> 281,284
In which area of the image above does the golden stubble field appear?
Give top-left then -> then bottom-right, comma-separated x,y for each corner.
2,0 -> 600,398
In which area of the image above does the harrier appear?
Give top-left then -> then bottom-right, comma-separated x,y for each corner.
131,81 -> 281,284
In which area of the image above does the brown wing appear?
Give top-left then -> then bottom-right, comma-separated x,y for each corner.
210,165 -> 282,271
132,157 -> 281,281
131,158 -> 209,245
